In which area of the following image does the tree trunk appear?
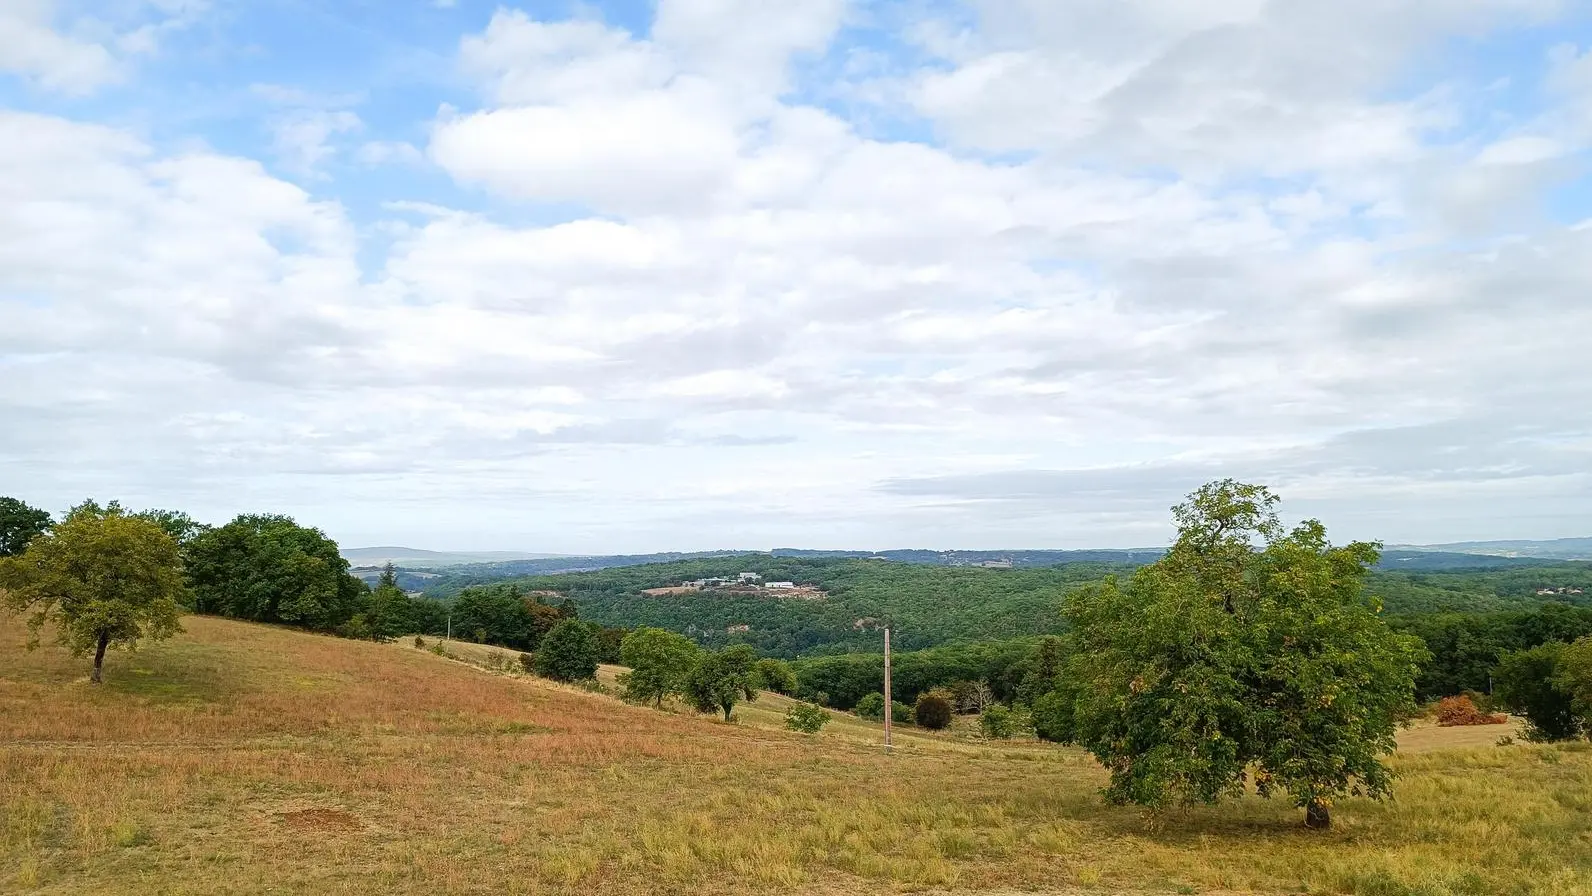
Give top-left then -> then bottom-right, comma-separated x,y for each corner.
1305,800 -> 1331,830
90,630 -> 110,684
723,703 -> 733,722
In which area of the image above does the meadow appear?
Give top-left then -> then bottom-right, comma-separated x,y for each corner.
3,616 -> 1591,896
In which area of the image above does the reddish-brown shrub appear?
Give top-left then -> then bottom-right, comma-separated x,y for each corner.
1436,695 -> 1507,727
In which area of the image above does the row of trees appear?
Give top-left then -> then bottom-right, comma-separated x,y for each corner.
616,627 -> 802,721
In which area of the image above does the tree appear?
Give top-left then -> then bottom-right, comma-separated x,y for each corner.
979,704 -> 1018,739
0,506 -> 184,683
1494,643 -> 1582,741
755,657 -> 797,694
619,627 -> 700,707
1555,637 -> 1592,727
721,643 -> 761,702
854,692 -> 887,721
535,620 -> 599,682
0,496 -> 53,557
785,702 -> 831,733
1066,480 -> 1426,829
362,565 -> 415,642
686,648 -> 758,721
1031,689 -> 1075,743
914,691 -> 952,730
185,514 -> 365,632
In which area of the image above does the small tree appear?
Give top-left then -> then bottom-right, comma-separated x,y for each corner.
721,644 -> 761,702
0,507 -> 184,683
1031,686 -> 1077,743
854,692 -> 886,721
1494,643 -> 1582,741
535,620 -> 599,682
0,496 -> 53,557
785,702 -> 830,734
915,691 -> 953,730
891,700 -> 913,725
618,627 -> 700,707
979,704 -> 1017,739
755,658 -> 797,694
686,648 -> 757,721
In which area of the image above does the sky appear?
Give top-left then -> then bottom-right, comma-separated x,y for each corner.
2,0 -> 1592,553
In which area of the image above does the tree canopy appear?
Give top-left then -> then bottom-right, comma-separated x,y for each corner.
535,619 -> 600,682
0,505 -> 184,682
619,627 -> 700,706
0,496 -> 53,557
1062,480 -> 1426,829
184,514 -> 366,632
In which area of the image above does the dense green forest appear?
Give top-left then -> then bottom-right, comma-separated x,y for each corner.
422,554 -> 1592,657
427,556 -> 1131,656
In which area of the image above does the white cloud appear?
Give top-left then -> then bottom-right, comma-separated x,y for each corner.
4,1 -> 1592,549
0,0 -> 205,94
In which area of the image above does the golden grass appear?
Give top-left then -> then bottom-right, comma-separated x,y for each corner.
2,617 -> 1590,896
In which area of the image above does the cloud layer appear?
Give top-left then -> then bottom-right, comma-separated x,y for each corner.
2,0 -> 1590,550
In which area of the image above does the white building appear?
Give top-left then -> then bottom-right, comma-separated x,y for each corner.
737,572 -> 762,583
766,581 -> 797,590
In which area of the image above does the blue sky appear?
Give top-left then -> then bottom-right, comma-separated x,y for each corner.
3,0 -> 1592,551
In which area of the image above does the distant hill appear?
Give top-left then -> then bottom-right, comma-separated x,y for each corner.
1392,538 -> 1592,561
341,547 -> 568,568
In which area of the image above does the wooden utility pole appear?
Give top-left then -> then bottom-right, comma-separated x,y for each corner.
883,626 -> 893,751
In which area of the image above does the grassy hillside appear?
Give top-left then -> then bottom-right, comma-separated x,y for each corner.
4,617 -> 1591,895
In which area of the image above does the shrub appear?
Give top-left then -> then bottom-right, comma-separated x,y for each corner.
915,691 -> 953,730
1436,695 -> 1506,727
891,700 -> 913,725
785,703 -> 830,734
979,704 -> 1017,739
413,635 -> 426,649
518,652 -> 535,674
854,692 -> 886,721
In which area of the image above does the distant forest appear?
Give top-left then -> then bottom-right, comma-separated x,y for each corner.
415,553 -> 1592,657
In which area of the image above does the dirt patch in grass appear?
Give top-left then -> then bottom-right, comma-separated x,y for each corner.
279,808 -> 364,833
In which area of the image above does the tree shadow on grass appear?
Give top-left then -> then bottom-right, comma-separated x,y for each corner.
100,640 -> 242,705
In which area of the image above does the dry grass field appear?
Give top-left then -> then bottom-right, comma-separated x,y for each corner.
3,617 -> 1591,896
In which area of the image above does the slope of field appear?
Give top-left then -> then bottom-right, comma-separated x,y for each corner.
4,618 -> 1592,896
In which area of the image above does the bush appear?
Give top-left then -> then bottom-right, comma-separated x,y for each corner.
785,703 -> 830,734
854,692 -> 886,721
518,652 -> 536,674
892,700 -> 913,725
979,704 -> 1017,739
1436,695 -> 1507,727
915,691 -> 953,730
1031,689 -> 1075,743
413,635 -> 426,649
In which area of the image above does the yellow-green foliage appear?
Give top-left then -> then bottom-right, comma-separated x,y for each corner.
2,615 -> 1589,895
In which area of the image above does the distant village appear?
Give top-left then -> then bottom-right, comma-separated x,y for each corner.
642,571 -> 827,600
1535,586 -> 1585,596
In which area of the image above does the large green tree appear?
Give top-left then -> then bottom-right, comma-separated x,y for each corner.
1065,480 -> 1426,829
535,619 -> 599,682
619,627 -> 700,707
184,514 -> 365,631
0,496 -> 52,557
0,505 -> 184,683
686,647 -> 759,721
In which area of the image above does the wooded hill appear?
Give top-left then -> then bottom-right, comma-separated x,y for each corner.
421,554 -> 1592,657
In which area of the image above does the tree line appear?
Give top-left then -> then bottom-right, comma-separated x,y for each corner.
0,496 -> 627,681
